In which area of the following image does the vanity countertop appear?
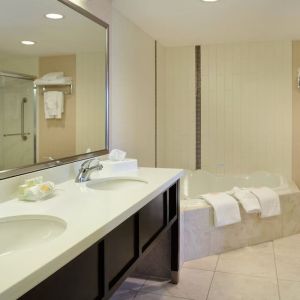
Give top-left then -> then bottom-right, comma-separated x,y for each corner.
0,167 -> 184,300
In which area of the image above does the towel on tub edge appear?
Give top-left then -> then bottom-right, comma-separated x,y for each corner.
251,187 -> 281,218
200,193 -> 241,227
230,187 -> 261,214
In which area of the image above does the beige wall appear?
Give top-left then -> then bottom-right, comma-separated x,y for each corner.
76,52 -> 106,153
72,1 -> 158,167
292,41 -> 300,186
110,10 -> 156,167
157,46 -> 196,170
157,43 -> 166,167
38,55 -> 76,162
70,0 -> 111,25
0,55 -> 38,77
202,42 -> 292,177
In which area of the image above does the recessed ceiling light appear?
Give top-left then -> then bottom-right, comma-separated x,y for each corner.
45,13 -> 64,20
21,40 -> 36,46
202,0 -> 219,2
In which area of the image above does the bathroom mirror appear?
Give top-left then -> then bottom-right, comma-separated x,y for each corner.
0,0 -> 109,179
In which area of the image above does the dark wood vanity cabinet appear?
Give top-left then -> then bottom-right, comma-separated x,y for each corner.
19,181 -> 180,300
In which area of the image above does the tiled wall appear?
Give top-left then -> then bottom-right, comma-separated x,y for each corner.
201,42 -> 292,177
157,46 -> 196,170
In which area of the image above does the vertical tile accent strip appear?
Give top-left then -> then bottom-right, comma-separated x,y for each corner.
195,45 -> 201,169
155,41 -> 158,167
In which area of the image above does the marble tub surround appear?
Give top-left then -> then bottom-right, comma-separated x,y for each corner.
114,233 -> 300,300
181,191 -> 300,261
0,166 -> 184,300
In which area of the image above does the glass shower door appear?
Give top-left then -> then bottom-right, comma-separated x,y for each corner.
0,75 -> 36,171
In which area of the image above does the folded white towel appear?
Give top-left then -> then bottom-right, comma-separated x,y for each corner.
44,91 -> 64,119
251,187 -> 281,218
42,72 -> 64,81
231,187 -> 261,214
34,77 -> 72,86
200,193 -> 241,227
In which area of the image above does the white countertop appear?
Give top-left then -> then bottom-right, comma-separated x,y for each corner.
0,167 -> 184,300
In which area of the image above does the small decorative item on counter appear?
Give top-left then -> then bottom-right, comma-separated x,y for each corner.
17,177 -> 55,201
25,176 -> 43,187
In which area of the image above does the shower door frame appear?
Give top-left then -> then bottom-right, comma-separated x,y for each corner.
0,70 -> 37,167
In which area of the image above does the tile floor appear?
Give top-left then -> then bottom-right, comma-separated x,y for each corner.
112,233 -> 300,300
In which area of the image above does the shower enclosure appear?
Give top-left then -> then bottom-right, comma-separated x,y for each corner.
0,71 -> 36,171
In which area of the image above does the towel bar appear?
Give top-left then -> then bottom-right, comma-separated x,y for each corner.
34,83 -> 73,95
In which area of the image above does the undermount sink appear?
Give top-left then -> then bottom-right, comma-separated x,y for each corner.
86,177 -> 148,191
0,215 -> 67,256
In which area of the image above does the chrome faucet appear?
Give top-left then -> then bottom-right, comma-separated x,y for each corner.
75,158 -> 103,183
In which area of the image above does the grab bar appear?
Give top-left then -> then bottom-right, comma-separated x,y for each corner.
21,97 -> 27,141
3,97 -> 30,140
3,133 -> 31,137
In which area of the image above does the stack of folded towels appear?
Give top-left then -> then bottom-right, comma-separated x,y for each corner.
34,72 -> 72,86
200,187 -> 281,227
34,72 -> 71,119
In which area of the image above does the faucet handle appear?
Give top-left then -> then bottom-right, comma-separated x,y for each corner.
80,158 -> 101,170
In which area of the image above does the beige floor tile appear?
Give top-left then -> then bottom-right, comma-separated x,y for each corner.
118,277 -> 146,292
274,234 -> 300,257
111,290 -> 137,300
140,268 -> 214,300
276,255 -> 300,281
279,280 -> 300,300
216,242 -> 276,279
183,255 -> 219,271
207,272 -> 279,300
135,293 -> 187,300
111,277 -> 146,300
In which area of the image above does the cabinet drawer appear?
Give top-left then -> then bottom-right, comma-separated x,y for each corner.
139,193 -> 166,251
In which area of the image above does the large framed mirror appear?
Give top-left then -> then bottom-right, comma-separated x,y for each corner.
0,0 -> 109,179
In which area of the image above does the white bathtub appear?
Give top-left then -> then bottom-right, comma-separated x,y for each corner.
179,170 -> 300,261
181,170 -> 295,200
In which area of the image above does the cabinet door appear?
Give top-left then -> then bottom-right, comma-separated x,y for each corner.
105,215 -> 137,288
19,244 -> 101,300
139,193 -> 167,251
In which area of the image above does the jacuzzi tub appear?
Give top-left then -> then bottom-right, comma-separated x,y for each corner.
181,170 -> 294,200
179,170 -> 300,261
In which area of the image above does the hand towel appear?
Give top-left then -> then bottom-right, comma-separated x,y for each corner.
251,187 -> 281,218
230,187 -> 261,214
200,193 -> 241,227
44,91 -> 64,119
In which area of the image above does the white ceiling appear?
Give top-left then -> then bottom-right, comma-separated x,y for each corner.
112,0 -> 300,46
0,0 -> 106,57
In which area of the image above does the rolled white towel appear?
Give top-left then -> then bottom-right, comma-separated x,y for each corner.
251,187 -> 281,218
230,187 -> 261,214
200,193 -> 241,227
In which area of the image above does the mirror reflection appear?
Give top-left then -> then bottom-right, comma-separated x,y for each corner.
0,0 -> 108,172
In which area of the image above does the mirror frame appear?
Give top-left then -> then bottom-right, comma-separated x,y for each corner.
0,0 -> 109,180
